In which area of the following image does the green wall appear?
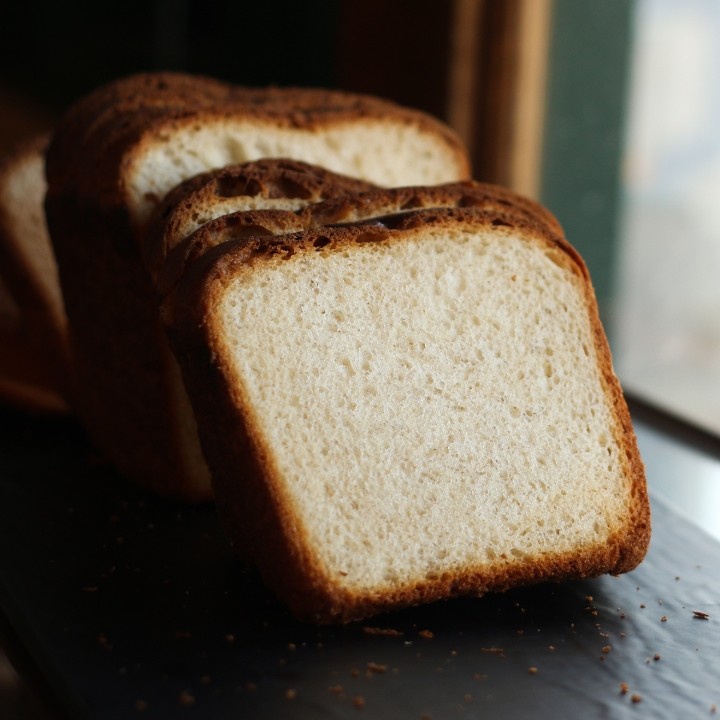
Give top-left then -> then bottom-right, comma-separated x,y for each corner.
540,0 -> 635,333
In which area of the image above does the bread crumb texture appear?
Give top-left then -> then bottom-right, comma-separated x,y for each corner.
218,226 -> 632,592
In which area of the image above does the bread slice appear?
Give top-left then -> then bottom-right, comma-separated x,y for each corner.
168,205 -> 651,623
45,72 -> 470,501
0,136 -> 70,412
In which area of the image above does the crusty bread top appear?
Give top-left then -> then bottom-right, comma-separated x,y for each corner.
157,180 -> 562,306
169,207 -> 650,622
306,180 -> 563,233
143,158 -> 376,284
45,72 -> 471,231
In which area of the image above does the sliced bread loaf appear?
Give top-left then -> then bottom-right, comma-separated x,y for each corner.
45,72 -> 470,501
168,205 -> 650,622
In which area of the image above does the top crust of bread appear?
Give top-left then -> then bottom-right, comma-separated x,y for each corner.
306,181 -> 563,234
156,180 -> 563,309
143,158 -> 377,284
169,206 -> 650,623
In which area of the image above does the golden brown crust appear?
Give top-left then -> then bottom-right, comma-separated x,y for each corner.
579,272 -> 652,574
145,158 -> 377,287
169,207 -> 650,623
306,180 -> 563,234
158,180 -> 564,312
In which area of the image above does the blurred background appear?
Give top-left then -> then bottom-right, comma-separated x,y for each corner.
1,0 -> 720,716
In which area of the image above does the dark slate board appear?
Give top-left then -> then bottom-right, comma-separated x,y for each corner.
0,406 -> 718,719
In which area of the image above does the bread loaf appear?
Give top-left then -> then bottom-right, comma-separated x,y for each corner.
45,72 -> 470,501
168,203 -> 651,622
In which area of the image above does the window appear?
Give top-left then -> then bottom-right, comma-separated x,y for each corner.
615,0 -> 720,436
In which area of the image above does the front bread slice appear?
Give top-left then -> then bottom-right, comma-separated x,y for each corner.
170,207 -> 650,623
